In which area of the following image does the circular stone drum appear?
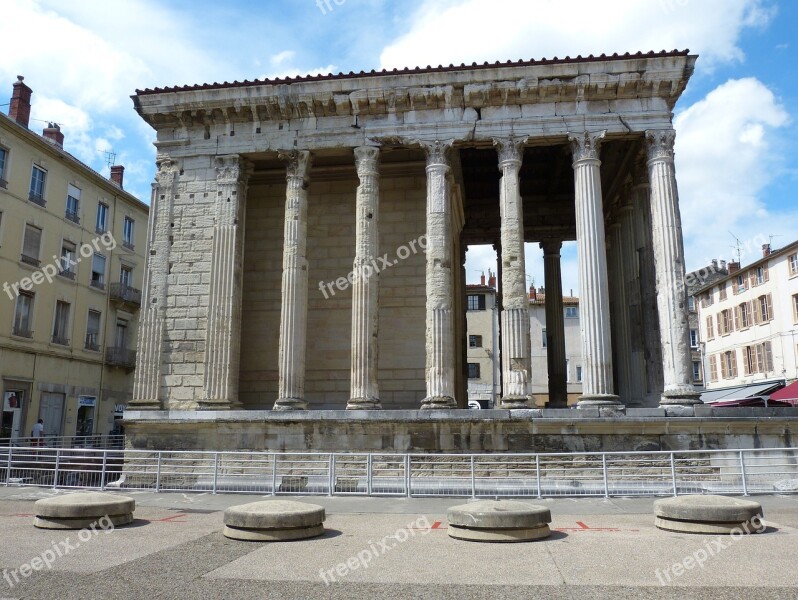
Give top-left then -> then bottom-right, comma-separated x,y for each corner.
447,500 -> 552,542
654,495 -> 764,535
223,500 -> 326,541
34,492 -> 135,529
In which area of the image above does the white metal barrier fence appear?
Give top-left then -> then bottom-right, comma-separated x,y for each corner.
1,446 -> 797,498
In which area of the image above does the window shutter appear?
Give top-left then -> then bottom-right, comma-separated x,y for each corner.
766,294 -> 773,321
742,348 -> 750,376
748,270 -> 756,288
764,264 -> 769,282
734,306 -> 741,331
709,355 -> 718,382
731,351 -> 738,377
23,225 -> 42,259
721,354 -> 728,379
764,342 -> 773,372
753,299 -> 761,324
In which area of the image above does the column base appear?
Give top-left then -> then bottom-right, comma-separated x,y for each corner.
421,396 -> 457,409
346,397 -> 382,410
272,398 -> 308,411
498,396 -> 537,410
577,394 -> 622,409
126,400 -> 161,411
197,400 -> 243,411
659,389 -> 702,407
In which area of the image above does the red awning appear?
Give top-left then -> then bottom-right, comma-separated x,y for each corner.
769,380 -> 798,405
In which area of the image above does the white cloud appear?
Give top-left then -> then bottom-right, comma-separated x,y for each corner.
674,77 -> 792,270
380,0 -> 772,71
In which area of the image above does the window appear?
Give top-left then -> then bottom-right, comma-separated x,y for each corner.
721,350 -> 738,379
565,306 -> 578,318
123,217 -> 135,249
91,254 -> 106,289
709,355 -> 718,382
468,335 -> 482,348
66,184 -> 80,224
21,224 -> 42,266
689,329 -> 698,348
0,146 -> 7,187
120,265 -> 133,288
739,302 -> 751,329
744,342 -> 775,375
467,363 -> 481,379
115,318 -> 128,349
692,361 -> 702,382
793,294 -> 798,324
757,294 -> 773,322
576,366 -> 583,382
719,283 -> 727,301
542,328 -> 547,348
60,241 -> 76,279
755,266 -> 768,285
702,292 -> 714,308
13,292 -> 34,338
688,296 -> 695,311
734,274 -> 745,295
719,309 -> 733,335
467,294 -> 486,311
52,301 -> 70,345
29,165 -> 46,205
790,254 -> 798,277
85,310 -> 101,351
706,315 -> 715,340
96,202 -> 108,234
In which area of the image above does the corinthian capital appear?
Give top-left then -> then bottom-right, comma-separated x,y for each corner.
493,136 -> 527,169
568,130 -> 606,162
354,146 -> 380,177
278,150 -> 312,184
645,129 -> 677,162
155,153 -> 179,186
419,139 -> 454,167
214,154 -> 253,185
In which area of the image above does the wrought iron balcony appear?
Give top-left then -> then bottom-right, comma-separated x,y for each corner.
85,334 -> 100,352
59,269 -> 76,281
122,240 -> 135,251
12,325 -> 33,338
106,347 -> 136,369
65,209 -> 80,224
0,178 -> 7,189
51,334 -> 70,346
90,279 -> 105,291
20,254 -> 41,267
29,192 -> 46,207
109,282 -> 141,307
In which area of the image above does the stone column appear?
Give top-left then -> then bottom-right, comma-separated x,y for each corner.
347,146 -> 381,410
420,140 -> 457,409
131,154 -> 177,409
645,130 -> 701,406
201,155 -> 251,409
273,150 -> 312,411
568,131 -> 620,407
620,193 -> 646,406
541,240 -> 568,408
608,220 -> 633,405
494,137 -> 534,408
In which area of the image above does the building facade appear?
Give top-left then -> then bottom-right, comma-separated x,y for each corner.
698,242 -> 798,390
686,260 -> 729,390
465,277 -> 500,407
129,51 -> 698,415
0,77 -> 148,439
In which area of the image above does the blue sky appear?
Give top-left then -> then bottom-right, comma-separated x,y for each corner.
2,0 -> 796,295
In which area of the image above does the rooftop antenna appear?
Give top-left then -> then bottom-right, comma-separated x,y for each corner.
728,231 -> 743,264
768,234 -> 783,248
103,150 -> 117,170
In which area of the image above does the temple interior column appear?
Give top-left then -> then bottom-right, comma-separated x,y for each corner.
646,130 -> 701,406
420,140 -> 457,409
273,150 -> 312,411
568,130 -> 620,407
347,146 -> 381,410
608,220 -> 633,405
620,192 -> 646,406
541,240 -> 567,408
494,137 -> 534,409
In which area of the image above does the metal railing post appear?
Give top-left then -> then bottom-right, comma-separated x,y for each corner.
536,455 -> 542,499
212,453 -> 220,495
601,453 -> 609,498
470,455 -> 476,498
329,454 -> 336,496
670,452 -> 678,496
100,450 -> 108,490
53,448 -> 61,489
271,453 -> 277,495
740,451 -> 749,496
366,454 -> 373,496
155,452 -> 162,492
5,447 -> 12,487
405,454 -> 411,498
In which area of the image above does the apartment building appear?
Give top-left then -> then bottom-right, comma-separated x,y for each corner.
697,242 -> 798,392
685,260 -> 729,390
0,76 -> 148,439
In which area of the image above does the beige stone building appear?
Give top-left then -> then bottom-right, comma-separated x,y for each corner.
0,77 -> 148,439
128,50 -> 698,420
465,276 -> 500,406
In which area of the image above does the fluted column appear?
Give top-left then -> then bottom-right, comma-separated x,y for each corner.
131,154 -> 177,409
646,130 -> 701,405
568,131 -> 620,407
348,146 -> 381,410
273,150 -> 312,411
494,137 -> 534,408
541,240 -> 567,408
202,155 -> 251,409
608,220 -> 633,405
620,193 -> 646,406
420,140 -> 457,409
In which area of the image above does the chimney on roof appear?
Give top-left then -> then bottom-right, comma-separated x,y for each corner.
762,244 -> 771,258
110,165 -> 124,188
529,285 -> 537,301
711,259 -> 718,270
720,260 -> 727,271
728,261 -> 740,274
42,123 -> 64,147
480,272 -> 486,286
9,75 -> 32,128
488,271 -> 496,288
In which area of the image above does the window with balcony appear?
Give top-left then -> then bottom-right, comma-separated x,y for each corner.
52,301 -> 70,346
21,223 -> 42,267
13,292 -> 34,338
468,335 -> 482,348
95,202 -> 108,234
0,146 -> 8,188
29,165 -> 46,206
85,310 -> 101,351
123,217 -> 135,250
120,265 -> 133,288
90,254 -> 106,290
59,241 -> 76,279
65,184 -> 80,224
467,294 -> 486,311
467,363 -> 480,379
565,306 -> 578,318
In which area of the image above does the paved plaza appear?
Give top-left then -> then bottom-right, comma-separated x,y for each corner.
1,488 -> 797,599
